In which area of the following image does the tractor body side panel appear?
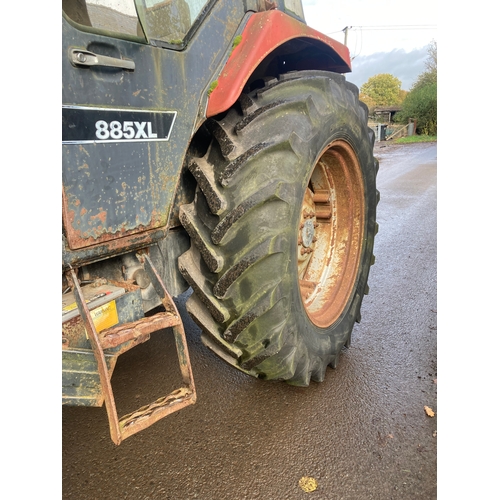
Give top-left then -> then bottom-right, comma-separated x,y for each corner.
62,1 -> 244,265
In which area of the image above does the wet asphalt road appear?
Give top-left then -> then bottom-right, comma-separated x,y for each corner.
62,141 -> 437,499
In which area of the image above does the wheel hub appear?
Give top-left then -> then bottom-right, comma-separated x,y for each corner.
301,219 -> 315,248
298,140 -> 365,328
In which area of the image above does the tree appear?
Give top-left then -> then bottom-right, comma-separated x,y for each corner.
396,83 -> 437,135
425,39 -> 437,75
398,89 -> 409,102
360,74 -> 403,107
413,39 -> 437,91
395,41 -> 437,135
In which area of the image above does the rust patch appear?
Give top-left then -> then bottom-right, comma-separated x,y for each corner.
90,211 -> 107,224
64,216 -> 162,251
62,316 -> 87,349
62,226 -> 167,270
108,279 -> 140,294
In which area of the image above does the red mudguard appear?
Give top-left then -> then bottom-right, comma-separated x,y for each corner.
207,9 -> 352,117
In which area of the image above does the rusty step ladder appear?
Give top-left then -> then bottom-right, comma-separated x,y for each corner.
65,252 -> 196,445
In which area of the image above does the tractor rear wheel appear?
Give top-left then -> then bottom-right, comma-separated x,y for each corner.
178,70 -> 378,385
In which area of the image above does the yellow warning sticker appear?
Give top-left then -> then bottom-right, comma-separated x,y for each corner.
87,301 -> 119,335
62,302 -> 78,313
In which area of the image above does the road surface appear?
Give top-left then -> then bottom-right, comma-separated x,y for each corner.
62,141 -> 437,499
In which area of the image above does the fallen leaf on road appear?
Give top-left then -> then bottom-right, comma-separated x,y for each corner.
424,406 -> 435,417
299,477 -> 318,492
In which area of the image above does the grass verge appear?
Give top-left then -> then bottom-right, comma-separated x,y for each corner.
394,135 -> 437,144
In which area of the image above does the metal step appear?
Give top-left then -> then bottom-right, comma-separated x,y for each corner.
64,251 -> 196,445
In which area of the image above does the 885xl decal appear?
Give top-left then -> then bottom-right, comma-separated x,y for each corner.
62,106 -> 177,144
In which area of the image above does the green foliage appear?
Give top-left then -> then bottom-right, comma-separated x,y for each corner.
231,35 -> 242,54
395,135 -> 437,144
395,41 -> 437,135
396,83 -> 437,135
207,80 -> 218,96
360,74 -> 403,107
232,35 -> 242,48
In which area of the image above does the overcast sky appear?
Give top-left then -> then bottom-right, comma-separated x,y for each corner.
302,0 -> 437,90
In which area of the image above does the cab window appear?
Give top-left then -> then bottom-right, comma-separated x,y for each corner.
63,0 -> 212,46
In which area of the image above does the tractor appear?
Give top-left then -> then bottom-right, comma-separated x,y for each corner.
62,0 -> 378,444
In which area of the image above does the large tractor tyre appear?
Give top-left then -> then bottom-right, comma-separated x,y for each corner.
178,70 -> 378,386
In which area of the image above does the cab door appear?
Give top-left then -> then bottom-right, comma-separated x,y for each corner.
62,1 -> 181,252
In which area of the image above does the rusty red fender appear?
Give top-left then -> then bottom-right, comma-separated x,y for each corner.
207,9 -> 352,117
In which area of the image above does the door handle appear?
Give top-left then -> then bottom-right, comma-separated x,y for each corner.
70,49 -> 135,70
